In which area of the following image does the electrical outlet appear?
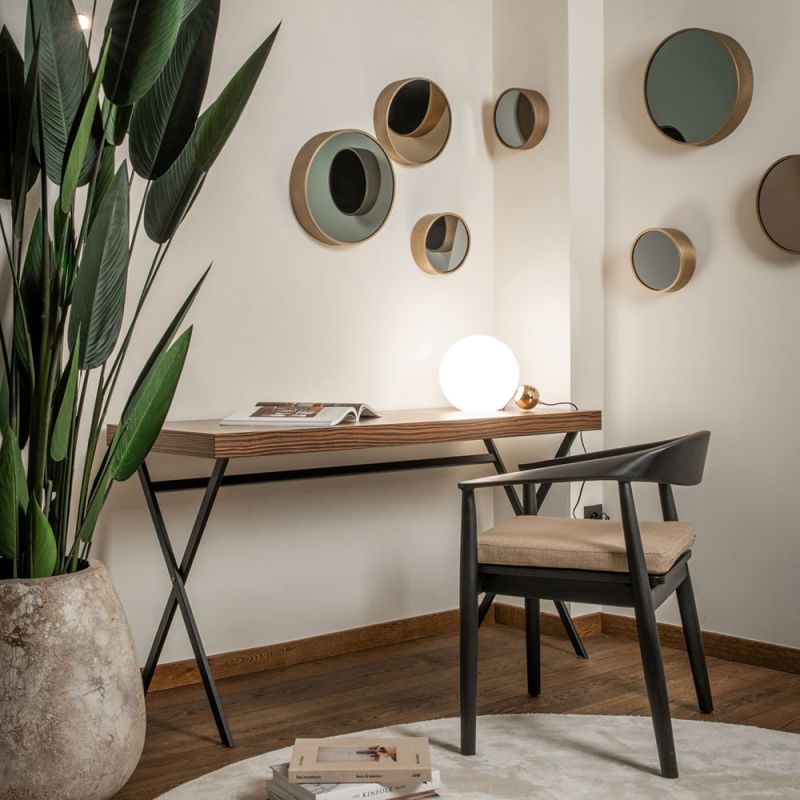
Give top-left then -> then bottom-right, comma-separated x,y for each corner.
584,504 -> 605,520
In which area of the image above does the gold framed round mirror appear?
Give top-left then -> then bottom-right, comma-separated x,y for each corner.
631,228 -> 695,293
411,213 -> 470,275
373,78 -> 451,165
757,155 -> 800,254
493,88 -> 549,150
644,28 -> 752,146
290,130 -> 395,246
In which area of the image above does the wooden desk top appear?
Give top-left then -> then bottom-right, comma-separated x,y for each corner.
108,407 -> 601,460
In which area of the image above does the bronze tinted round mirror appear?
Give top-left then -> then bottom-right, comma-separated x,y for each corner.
411,213 -> 470,275
374,78 -> 451,165
494,88 -> 549,149
290,130 -> 395,246
631,228 -> 695,292
645,28 -> 752,146
757,155 -> 800,254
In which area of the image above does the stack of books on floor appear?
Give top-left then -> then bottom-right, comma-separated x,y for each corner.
268,737 -> 440,800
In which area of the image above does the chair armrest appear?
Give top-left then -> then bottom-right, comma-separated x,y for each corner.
458,436 -> 680,491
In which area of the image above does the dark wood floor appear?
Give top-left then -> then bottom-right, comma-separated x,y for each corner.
115,625 -> 800,799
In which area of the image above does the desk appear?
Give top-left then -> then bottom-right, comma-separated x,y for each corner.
111,407 -> 601,747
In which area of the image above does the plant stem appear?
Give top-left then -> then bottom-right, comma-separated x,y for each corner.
77,362 -> 105,525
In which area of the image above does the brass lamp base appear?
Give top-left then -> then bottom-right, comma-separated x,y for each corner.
514,385 -> 540,410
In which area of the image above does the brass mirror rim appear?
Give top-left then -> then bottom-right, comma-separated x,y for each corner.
643,27 -> 753,147
756,153 -> 800,254
373,77 -> 452,166
289,129 -> 395,247
630,227 -> 696,293
493,88 -> 550,150
411,213 -> 471,276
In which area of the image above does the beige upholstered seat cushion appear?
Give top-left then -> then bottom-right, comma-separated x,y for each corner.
477,515 -> 695,574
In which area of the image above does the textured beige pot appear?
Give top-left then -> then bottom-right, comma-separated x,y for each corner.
0,561 -> 146,800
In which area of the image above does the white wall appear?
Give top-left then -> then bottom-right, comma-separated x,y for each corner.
603,0 -> 800,647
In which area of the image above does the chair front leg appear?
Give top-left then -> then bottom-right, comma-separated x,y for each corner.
676,569 -> 713,713
525,597 -> 541,697
620,482 -> 678,779
460,490 -> 478,755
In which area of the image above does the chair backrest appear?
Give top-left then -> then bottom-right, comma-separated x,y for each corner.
591,430 -> 711,486
514,430 -> 711,486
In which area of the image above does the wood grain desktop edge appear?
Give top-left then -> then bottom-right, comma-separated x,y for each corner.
107,408 -> 602,459
148,604 -> 799,692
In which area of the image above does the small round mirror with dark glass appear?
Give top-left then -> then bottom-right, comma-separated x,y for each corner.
411,213 -> 470,275
494,88 -> 549,150
757,155 -> 800,254
374,78 -> 451,165
631,228 -> 695,293
645,28 -> 752,146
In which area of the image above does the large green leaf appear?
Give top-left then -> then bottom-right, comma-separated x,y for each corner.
0,378 -> 9,432
0,429 -> 27,560
101,100 -> 133,146
25,0 -> 90,184
103,0 -> 183,106
50,338 -> 80,461
88,143 -> 116,226
60,36 -> 110,212
192,23 -> 279,172
142,23 -> 279,243
11,44 -> 39,240
20,210 -> 47,359
143,140 -> 203,243
77,469 -> 112,543
30,498 -> 57,578
129,0 -> 219,179
0,27 -> 24,200
69,164 -> 130,369
110,326 -> 192,481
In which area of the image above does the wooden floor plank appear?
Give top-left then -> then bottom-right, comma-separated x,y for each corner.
114,627 -> 800,800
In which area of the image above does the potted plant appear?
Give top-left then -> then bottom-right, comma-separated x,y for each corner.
0,1 -> 279,798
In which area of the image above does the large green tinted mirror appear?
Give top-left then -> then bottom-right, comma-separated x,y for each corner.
645,28 -> 752,146
290,130 -> 394,246
631,228 -> 695,293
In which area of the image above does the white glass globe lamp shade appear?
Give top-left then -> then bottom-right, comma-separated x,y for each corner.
439,336 -> 520,412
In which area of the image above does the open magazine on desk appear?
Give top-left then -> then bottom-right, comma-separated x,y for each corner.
221,402 -> 379,427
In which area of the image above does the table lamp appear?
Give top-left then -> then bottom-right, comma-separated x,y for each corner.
439,335 -> 519,412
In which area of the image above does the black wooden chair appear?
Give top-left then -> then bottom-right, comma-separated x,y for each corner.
458,431 -> 712,779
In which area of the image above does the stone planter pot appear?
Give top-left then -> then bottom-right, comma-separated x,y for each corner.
0,561 -> 146,800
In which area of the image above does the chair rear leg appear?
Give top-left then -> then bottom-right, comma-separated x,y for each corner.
525,597 -> 541,697
634,596 -> 678,778
460,585 -> 478,755
676,570 -> 713,713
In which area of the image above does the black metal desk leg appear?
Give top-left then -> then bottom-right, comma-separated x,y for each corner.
483,436 -> 588,659
138,461 -> 235,748
141,458 -> 229,692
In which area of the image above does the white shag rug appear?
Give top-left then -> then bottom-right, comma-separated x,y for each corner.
155,714 -> 800,799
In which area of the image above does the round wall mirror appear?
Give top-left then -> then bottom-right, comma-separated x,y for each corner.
757,155 -> 800,254
494,88 -> 549,149
374,78 -> 451,165
411,213 -> 470,275
631,228 -> 695,292
644,28 -> 752,146
290,130 -> 394,246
